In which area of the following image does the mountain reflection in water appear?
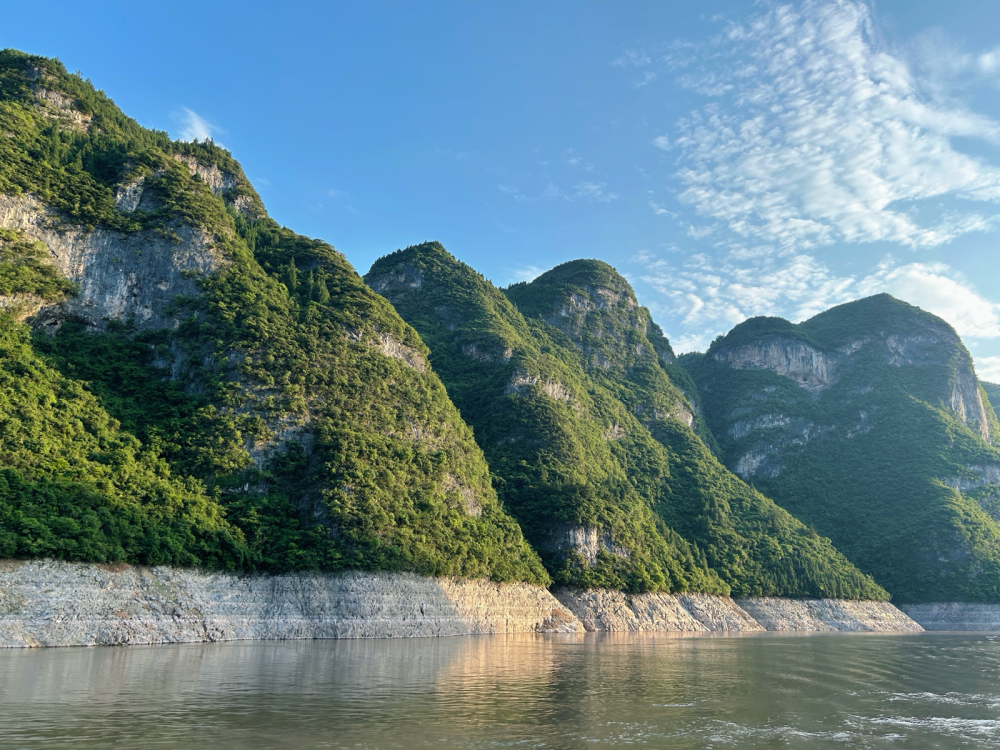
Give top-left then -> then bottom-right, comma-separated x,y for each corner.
1,632 -> 999,748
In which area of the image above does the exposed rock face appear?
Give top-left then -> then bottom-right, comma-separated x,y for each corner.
173,155 -> 238,197
554,589 -> 763,632
554,588 -> 920,632
547,527 -> 628,566
899,603 -> 1000,631
941,464 -> 1000,493
0,194 -> 219,331
31,85 -> 91,132
951,369 -> 990,442
0,560 -> 922,648
734,597 -> 923,632
0,560 -> 582,648
711,321 -> 989,443
504,372 -> 573,403
714,338 -> 837,392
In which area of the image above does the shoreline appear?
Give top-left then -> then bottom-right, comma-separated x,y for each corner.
0,559 -> 936,648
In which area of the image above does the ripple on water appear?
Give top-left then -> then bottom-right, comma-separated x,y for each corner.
0,633 -> 998,749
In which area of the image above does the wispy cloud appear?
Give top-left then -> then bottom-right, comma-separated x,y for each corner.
173,107 -> 223,143
634,247 -> 1000,352
667,0 -> 1000,251
509,265 -> 546,283
633,71 -> 658,89
575,181 -> 618,203
975,356 -> 1000,383
564,148 -> 595,171
857,259 -> 1000,339
498,180 -> 616,203
613,50 -> 652,67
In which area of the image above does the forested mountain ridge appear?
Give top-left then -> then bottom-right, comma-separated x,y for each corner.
0,49 -> 547,583
682,294 -> 1000,602
366,245 -> 887,599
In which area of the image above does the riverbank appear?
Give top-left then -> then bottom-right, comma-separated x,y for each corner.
553,589 -> 923,633
899,603 -> 1000,630
0,560 -> 928,647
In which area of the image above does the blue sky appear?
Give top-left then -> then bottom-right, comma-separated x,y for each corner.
8,1 -> 1000,376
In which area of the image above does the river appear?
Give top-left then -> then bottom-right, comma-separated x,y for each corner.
2,632 -> 999,748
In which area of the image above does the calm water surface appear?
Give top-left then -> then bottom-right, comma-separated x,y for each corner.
2,632 -> 1000,748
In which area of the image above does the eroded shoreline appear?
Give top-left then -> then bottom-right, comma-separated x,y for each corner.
0,560 -> 932,647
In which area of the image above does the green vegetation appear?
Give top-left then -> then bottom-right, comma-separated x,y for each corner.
0,227 -> 77,303
0,318 -> 248,567
366,247 -> 885,598
684,294 -> 1000,602
366,244 -> 721,593
504,260 -> 885,599
0,49 -> 547,584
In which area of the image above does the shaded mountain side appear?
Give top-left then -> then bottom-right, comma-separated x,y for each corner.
0,49 -> 546,583
682,294 -> 1000,602
366,244 -> 886,599
504,260 -> 885,599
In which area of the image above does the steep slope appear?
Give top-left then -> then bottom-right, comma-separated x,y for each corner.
682,294 -> 1000,602
983,381 -> 1000,412
504,260 -> 884,599
366,246 -> 885,599
366,244 -> 722,593
0,50 -> 545,583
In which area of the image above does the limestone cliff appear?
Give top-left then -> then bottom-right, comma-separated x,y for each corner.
0,193 -> 217,331
0,560 -> 923,648
0,49 -> 547,584
683,294 -> 1000,603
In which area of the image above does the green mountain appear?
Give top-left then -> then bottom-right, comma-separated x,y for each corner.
983,381 -> 1000,409
366,247 -> 886,598
681,294 -> 1000,602
0,50 -> 545,583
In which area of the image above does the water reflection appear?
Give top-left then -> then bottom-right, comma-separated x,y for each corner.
1,632 -> 999,748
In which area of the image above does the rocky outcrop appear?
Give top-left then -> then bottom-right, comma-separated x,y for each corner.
941,464 -> 1000,493
173,155 -> 238,197
554,589 -> 763,632
0,560 -> 582,648
734,597 -> 923,632
714,338 -> 837,392
0,560 -> 931,647
555,589 -> 920,633
951,369 -> 991,442
548,527 -> 629,566
0,194 -> 220,331
899,603 -> 1000,631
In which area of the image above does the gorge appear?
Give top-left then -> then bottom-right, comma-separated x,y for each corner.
0,49 -> 997,644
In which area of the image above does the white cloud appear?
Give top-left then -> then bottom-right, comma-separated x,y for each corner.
667,0 -> 1000,251
509,265 -> 546,283
975,356 -> 1000,383
856,260 -> 1000,339
174,107 -> 222,143
652,134 -> 671,150
649,199 -> 677,217
613,50 -> 651,67
575,181 -> 618,203
500,180 -> 617,203
634,246 -> 1000,353
564,149 -> 595,171
633,71 -> 658,89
